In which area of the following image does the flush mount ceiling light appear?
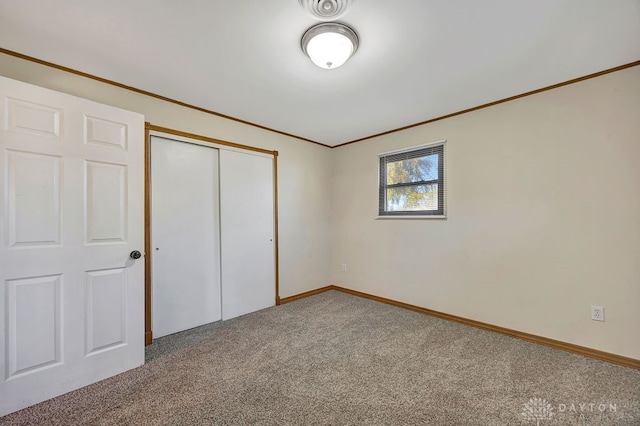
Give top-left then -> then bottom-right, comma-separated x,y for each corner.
301,22 -> 359,69
298,0 -> 353,21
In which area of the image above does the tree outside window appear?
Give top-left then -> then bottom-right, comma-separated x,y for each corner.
379,143 -> 445,216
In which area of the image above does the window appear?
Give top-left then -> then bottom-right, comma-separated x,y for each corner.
378,142 -> 445,217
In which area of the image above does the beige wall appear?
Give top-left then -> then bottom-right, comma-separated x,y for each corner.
0,52 -> 333,299
331,66 -> 640,359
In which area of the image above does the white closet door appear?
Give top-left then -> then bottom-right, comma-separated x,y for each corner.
0,76 -> 145,416
219,150 -> 275,320
151,137 -> 221,338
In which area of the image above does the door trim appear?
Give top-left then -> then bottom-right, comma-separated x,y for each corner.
144,123 -> 153,345
143,123 -> 280,345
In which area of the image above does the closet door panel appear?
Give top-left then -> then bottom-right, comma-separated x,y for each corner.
219,150 -> 275,320
151,137 -> 221,337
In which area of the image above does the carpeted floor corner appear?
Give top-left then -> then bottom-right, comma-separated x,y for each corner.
1,290 -> 639,425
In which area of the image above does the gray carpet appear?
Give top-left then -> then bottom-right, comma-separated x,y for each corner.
1,290 -> 639,425
145,320 -> 224,363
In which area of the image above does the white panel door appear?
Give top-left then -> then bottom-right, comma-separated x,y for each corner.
151,137 -> 221,338
0,76 -> 145,416
220,149 -> 275,320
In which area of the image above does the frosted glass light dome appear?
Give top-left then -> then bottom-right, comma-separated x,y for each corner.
301,23 -> 358,69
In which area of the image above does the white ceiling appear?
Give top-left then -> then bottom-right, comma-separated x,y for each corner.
1,0 -> 639,146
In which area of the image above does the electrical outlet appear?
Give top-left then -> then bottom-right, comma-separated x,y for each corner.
591,306 -> 604,322
341,264 -> 347,272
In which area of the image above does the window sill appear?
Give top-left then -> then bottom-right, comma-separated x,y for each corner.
375,215 -> 447,220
